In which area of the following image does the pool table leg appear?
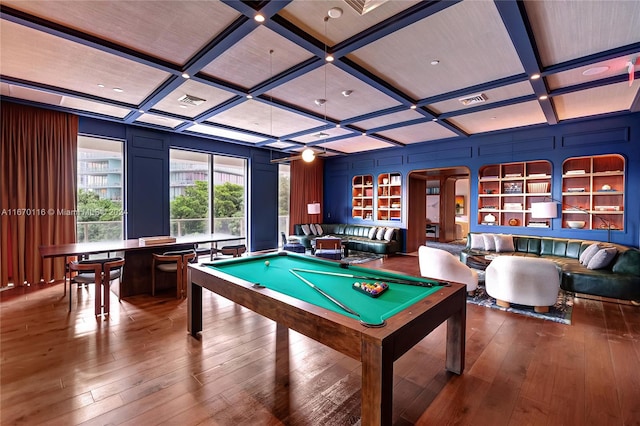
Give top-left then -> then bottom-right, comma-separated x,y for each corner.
445,292 -> 466,374
361,337 -> 393,426
188,281 -> 202,337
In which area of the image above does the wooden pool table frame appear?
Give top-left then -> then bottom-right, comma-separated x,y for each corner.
188,255 -> 466,425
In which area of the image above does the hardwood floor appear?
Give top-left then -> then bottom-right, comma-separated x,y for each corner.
2,253 -> 639,425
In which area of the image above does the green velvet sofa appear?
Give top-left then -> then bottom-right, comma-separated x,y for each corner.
293,223 -> 401,255
460,232 -> 640,302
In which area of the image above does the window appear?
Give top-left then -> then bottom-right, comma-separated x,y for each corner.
169,150 -> 247,239
278,164 -> 290,246
77,136 -> 124,242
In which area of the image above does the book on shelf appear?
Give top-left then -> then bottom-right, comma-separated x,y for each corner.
566,170 -> 586,175
527,222 -> 549,228
528,173 -> 548,178
567,187 -> 585,192
504,173 -> 522,178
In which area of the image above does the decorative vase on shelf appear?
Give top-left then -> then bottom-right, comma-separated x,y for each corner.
383,178 -> 389,185
484,213 -> 496,223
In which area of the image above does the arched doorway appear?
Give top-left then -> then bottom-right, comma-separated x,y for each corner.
405,167 -> 470,253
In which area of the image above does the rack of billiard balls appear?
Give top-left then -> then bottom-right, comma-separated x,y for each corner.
352,281 -> 389,297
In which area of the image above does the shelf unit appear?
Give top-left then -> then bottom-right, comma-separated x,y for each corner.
478,160 -> 552,227
376,172 -> 402,221
352,174 -> 374,220
561,154 -> 625,231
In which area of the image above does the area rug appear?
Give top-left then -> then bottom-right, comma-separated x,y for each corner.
467,284 -> 574,324
341,250 -> 384,264
425,240 -> 467,257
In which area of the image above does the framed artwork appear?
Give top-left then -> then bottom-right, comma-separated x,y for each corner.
455,195 -> 465,215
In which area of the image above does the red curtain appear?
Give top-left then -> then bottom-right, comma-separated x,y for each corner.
289,158 -> 324,233
1,102 -> 78,287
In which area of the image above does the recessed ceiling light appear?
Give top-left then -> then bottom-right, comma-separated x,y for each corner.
430,60 -> 440,65
431,118 -> 438,122
179,105 -> 188,109
325,54 -> 334,62
530,73 -> 541,80
410,104 -> 417,109
181,72 -> 190,79
362,132 -> 366,136
113,87 -> 123,93
97,84 -> 105,88
539,95 -> 548,100
328,7 -> 343,18
336,123 -> 341,128
582,66 -> 609,76
254,14 -> 265,23
139,109 -> 145,113
341,90 -> 353,97
246,94 -> 253,99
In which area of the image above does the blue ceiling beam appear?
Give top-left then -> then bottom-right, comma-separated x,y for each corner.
193,95 -> 247,122
341,105 -> 411,126
267,14 -> 326,58
249,57 -> 324,96
494,0 -> 558,125
368,133 -> 406,148
366,118 -> 429,134
550,70 -> 640,97
418,74 -> 528,106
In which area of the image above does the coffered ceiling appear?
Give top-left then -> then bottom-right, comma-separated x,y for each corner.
1,1 -> 639,159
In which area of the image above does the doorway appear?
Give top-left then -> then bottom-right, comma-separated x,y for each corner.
405,167 -> 470,253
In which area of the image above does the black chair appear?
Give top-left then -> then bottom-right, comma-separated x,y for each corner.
68,257 -> 125,316
152,249 -> 197,299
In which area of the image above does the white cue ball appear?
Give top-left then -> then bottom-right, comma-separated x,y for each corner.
264,261 -> 270,266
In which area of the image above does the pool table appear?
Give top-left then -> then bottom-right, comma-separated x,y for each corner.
188,251 -> 466,426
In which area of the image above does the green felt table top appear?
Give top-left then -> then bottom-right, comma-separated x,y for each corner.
204,252 -> 442,326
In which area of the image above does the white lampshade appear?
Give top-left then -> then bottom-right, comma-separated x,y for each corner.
301,148 -> 315,162
531,202 -> 558,219
307,202 -> 321,215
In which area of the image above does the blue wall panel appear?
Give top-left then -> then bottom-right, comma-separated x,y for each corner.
324,111 -> 640,248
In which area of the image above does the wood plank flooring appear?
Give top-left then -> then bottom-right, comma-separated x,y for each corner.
1,253 -> 639,425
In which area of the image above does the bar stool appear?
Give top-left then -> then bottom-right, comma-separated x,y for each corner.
152,249 -> 197,299
68,257 -> 125,316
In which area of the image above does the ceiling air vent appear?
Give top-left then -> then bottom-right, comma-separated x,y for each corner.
343,0 -> 389,15
178,94 -> 206,106
458,93 -> 487,106
315,132 -> 330,138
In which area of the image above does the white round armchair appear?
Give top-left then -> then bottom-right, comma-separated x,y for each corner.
485,256 -> 560,313
418,245 -> 478,294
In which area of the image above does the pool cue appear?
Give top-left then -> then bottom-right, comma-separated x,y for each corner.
290,268 -> 447,287
289,270 -> 360,317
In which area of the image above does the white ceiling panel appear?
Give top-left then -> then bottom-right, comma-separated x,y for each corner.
186,123 -> 265,143
279,0 -> 420,45
1,0 -> 239,65
135,113 -> 184,129
273,64 -> 401,120
554,82 -> 640,121
201,26 -> 314,89
0,20 -> 170,105
317,135 -> 394,154
347,1 -> 524,100
153,80 -> 236,118
377,121 -> 459,144
206,100 -> 325,137
448,101 -> 547,135
525,1 -> 640,67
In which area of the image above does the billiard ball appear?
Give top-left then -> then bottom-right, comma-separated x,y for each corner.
264,261 -> 270,266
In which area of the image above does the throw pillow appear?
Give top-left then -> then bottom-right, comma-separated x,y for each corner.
493,234 -> 515,252
376,227 -> 385,240
587,247 -> 618,270
301,224 -> 311,236
579,243 -> 601,265
368,226 -> 377,239
314,223 -> 323,235
383,227 -> 394,241
482,233 -> 496,251
310,224 -> 319,235
612,249 -> 640,275
469,234 -> 484,250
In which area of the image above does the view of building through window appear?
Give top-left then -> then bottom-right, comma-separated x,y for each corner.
279,164 -> 290,246
77,136 -> 125,242
169,149 -> 246,238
